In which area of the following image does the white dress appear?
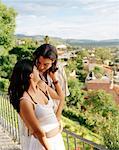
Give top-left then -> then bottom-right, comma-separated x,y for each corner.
19,96 -> 65,150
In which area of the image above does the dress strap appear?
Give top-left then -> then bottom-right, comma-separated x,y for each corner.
27,92 -> 37,104
38,86 -> 50,100
19,97 -> 35,106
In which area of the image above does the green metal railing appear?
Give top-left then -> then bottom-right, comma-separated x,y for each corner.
0,93 -> 107,150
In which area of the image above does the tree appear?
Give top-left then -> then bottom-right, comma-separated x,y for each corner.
75,55 -> 88,82
0,1 -> 17,50
66,58 -> 76,75
78,49 -> 89,58
66,78 -> 84,108
44,35 -> 50,44
81,90 -> 118,133
101,115 -> 119,150
95,48 -> 112,63
0,54 -> 17,79
9,46 -> 33,60
0,54 -> 17,92
9,38 -> 38,60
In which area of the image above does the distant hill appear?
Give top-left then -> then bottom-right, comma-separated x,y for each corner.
16,34 -> 65,46
16,34 -> 119,47
65,39 -> 119,47
16,34 -> 44,40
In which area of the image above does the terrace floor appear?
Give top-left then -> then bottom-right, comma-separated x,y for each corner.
0,125 -> 21,150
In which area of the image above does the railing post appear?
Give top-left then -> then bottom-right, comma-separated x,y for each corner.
74,137 -> 77,150
66,132 -> 70,150
90,145 -> 94,150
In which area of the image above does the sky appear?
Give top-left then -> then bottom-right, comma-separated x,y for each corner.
2,0 -> 119,40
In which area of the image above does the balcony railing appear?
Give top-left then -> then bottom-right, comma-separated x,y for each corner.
0,93 -> 20,142
63,129 -> 107,150
0,93 -> 107,150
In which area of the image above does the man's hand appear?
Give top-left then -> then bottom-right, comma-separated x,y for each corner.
49,71 -> 58,82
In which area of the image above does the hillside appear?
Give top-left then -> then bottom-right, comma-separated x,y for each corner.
65,39 -> 119,47
16,34 -> 119,47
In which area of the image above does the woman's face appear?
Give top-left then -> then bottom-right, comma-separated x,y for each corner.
36,56 -> 53,73
32,66 -> 41,82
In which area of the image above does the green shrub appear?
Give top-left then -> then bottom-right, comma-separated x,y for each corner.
66,78 -> 84,108
0,78 -> 9,92
101,115 -> 119,150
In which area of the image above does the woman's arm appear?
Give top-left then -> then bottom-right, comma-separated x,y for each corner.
20,99 -> 51,150
48,72 -> 65,121
37,72 -> 65,121
37,78 -> 64,101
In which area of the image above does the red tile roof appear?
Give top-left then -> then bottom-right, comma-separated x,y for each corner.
85,63 -> 119,103
86,80 -> 119,104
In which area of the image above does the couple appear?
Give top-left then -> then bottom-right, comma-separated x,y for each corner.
8,44 -> 68,150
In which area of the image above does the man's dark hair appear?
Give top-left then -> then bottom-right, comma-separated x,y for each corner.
33,44 -> 58,73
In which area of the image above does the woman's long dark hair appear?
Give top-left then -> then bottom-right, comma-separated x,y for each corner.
33,44 -> 58,73
8,59 -> 34,113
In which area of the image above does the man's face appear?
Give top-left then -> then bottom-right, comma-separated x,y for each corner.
36,56 -> 53,73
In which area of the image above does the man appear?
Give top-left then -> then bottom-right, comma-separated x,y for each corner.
33,43 -> 70,97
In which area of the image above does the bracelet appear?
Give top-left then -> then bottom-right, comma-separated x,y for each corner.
53,80 -> 59,85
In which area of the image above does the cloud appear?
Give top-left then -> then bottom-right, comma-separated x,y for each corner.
2,0 -> 119,40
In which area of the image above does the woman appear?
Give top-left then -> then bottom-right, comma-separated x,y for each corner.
8,59 -> 65,150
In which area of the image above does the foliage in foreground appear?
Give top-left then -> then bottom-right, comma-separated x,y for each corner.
65,76 -> 119,149
101,115 -> 119,150
0,1 -> 16,50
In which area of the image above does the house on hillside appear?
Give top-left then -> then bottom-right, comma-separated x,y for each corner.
16,39 -> 25,45
56,44 -> 68,60
114,71 -> 119,84
83,57 -> 89,70
85,75 -> 119,104
56,44 -> 67,54
85,71 -> 96,81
